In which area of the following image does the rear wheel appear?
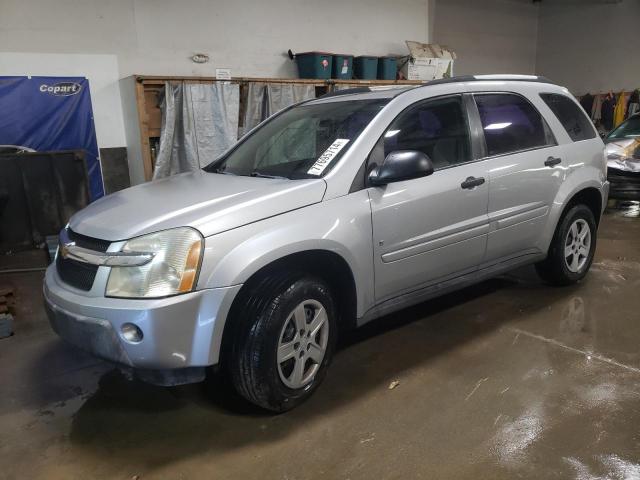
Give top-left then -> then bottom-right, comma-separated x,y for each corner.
227,273 -> 337,412
536,204 -> 597,286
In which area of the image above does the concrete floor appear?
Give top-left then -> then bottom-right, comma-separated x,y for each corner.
1,204 -> 640,480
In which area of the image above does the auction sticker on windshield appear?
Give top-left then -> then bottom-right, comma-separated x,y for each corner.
307,139 -> 350,175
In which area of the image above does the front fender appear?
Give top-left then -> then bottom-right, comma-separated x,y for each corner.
197,190 -> 375,317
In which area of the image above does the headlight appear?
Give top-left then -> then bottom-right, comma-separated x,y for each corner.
106,227 -> 203,298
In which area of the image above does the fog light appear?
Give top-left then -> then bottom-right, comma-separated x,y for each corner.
121,323 -> 143,343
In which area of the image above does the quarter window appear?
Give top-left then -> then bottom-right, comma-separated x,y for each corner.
381,96 -> 471,170
540,93 -> 597,141
474,93 -> 554,156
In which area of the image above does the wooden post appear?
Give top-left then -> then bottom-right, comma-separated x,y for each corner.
134,79 -> 154,181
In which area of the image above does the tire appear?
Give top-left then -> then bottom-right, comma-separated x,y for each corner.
227,273 -> 337,412
535,204 -> 597,286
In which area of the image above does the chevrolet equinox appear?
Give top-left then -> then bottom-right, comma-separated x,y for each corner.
45,75 -> 609,411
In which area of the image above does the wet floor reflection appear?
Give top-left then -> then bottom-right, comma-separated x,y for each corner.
3,210 -> 639,479
609,200 -> 640,218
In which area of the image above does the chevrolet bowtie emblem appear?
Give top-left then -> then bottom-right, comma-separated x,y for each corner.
59,242 -> 75,259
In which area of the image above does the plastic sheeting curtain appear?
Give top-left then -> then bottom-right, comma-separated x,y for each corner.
154,82 -> 240,179
241,83 -> 315,136
334,84 -> 362,91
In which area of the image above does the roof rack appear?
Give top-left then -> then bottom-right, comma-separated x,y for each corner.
426,74 -> 554,86
319,87 -> 372,98
318,75 -> 555,99
319,85 -> 415,99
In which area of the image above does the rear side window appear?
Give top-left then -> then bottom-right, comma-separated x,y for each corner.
474,93 -> 554,157
540,93 -> 597,141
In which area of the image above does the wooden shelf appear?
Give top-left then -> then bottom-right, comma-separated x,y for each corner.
133,75 -> 425,181
136,75 -> 424,86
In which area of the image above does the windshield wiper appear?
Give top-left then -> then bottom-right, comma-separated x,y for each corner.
211,167 -> 236,176
250,171 -> 288,180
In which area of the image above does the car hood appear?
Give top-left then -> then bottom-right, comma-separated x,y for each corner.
69,171 -> 327,241
606,138 -> 640,173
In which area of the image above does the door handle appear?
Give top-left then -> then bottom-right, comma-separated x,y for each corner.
460,176 -> 485,189
544,156 -> 562,167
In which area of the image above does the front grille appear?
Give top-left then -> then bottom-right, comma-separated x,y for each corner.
56,229 -> 111,291
67,228 -> 111,252
608,168 -> 640,199
56,255 -> 98,291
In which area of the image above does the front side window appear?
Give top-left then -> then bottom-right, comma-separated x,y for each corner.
205,99 -> 388,179
540,93 -> 597,142
380,95 -> 471,170
475,93 -> 554,156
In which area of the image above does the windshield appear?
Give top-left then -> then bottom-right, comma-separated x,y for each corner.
607,116 -> 640,141
204,99 -> 389,179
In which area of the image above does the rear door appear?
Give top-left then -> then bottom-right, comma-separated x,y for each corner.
368,94 -> 490,302
472,92 -> 564,265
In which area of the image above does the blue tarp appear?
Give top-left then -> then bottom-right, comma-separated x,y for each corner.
0,76 -> 103,200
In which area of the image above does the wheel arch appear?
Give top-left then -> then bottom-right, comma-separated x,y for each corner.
541,181 -> 605,255
563,187 -> 603,227
217,249 -> 358,366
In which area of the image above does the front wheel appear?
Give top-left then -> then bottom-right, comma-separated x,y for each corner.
535,204 -> 597,286
227,274 -> 337,412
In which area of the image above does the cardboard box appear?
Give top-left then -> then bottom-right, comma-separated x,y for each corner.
399,41 -> 456,81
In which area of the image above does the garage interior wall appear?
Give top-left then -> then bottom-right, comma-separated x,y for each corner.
2,0 -> 636,187
0,0 -> 430,77
536,0 -> 640,95
432,0 -> 539,76
0,0 -> 432,185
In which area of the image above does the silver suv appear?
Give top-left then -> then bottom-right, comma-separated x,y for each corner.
45,75 -> 609,411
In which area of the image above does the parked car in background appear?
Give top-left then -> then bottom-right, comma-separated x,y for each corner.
44,75 -> 608,412
0,145 -> 36,155
605,113 -> 640,199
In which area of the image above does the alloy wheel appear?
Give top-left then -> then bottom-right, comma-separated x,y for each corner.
277,299 -> 329,389
564,218 -> 591,273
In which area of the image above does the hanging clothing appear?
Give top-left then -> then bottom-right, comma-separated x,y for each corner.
154,82 -> 240,179
627,89 -> 640,118
241,82 -> 316,136
613,92 -> 627,128
579,93 -> 594,115
601,93 -> 616,131
591,94 -> 603,123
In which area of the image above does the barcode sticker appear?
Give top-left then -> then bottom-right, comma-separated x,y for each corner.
307,139 -> 350,175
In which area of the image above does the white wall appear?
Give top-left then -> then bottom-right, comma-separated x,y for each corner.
432,0 -> 539,76
0,52 -> 126,149
536,0 -> 640,95
0,0 -> 431,79
0,0 -> 432,183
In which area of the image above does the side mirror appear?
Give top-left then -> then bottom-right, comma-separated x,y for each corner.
368,150 -> 434,186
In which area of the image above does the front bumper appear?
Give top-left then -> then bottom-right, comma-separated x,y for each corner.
44,265 -> 241,375
608,168 -> 640,200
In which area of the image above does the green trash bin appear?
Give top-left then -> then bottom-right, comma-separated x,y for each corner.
294,52 -> 333,79
354,56 -> 378,80
377,57 -> 398,80
332,54 -> 353,79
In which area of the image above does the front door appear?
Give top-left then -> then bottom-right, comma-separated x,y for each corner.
368,95 -> 490,303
